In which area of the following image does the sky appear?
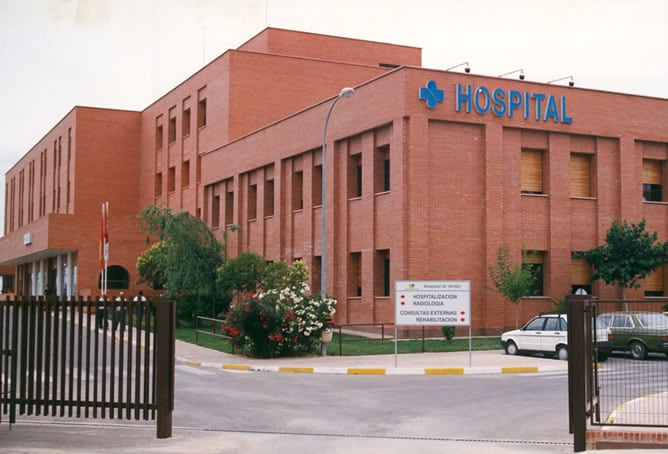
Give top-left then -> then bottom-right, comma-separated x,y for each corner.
0,0 -> 666,233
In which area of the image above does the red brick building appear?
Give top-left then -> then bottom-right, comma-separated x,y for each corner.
1,28 -> 667,333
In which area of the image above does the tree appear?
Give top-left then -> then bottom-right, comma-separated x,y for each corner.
136,204 -> 223,321
575,219 -> 668,300
216,251 -> 267,313
488,245 -> 538,327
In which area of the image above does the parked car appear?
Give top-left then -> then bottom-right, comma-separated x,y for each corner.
501,313 -> 613,361
596,311 -> 668,360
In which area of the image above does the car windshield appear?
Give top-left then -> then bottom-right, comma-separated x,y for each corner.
636,312 -> 668,328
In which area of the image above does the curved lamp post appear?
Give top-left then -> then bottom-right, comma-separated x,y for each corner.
321,87 -> 354,351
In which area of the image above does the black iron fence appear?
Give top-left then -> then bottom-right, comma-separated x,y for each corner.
0,296 -> 175,438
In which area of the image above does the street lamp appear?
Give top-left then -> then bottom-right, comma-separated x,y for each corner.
320,87 -> 354,333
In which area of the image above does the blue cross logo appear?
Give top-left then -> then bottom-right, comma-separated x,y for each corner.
419,80 -> 444,109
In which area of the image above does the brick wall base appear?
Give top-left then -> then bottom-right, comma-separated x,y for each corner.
587,428 -> 668,450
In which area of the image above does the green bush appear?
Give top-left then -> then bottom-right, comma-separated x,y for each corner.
441,326 -> 456,343
221,261 -> 336,358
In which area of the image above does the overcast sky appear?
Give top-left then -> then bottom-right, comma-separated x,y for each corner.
0,0 -> 666,232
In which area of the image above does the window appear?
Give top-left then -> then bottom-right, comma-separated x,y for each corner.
350,252 -> 362,297
264,179 -> 274,217
182,107 -> 191,136
248,184 -> 257,220
349,154 -> 362,198
197,98 -> 207,128
374,145 -> 390,193
211,195 -> 220,228
225,190 -> 234,226
571,256 -> 592,295
312,256 -> 322,295
570,153 -> 592,197
521,149 -> 544,194
523,251 -> 545,296
155,124 -> 163,150
155,172 -> 163,197
375,249 -> 390,297
292,170 -> 303,210
167,166 -> 176,193
312,164 -> 322,206
645,265 -> 664,297
643,159 -> 663,202
168,108 -> 177,143
182,160 -> 190,188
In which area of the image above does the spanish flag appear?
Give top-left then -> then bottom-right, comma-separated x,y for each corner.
99,202 -> 109,270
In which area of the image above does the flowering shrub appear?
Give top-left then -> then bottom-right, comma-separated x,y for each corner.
221,262 -> 336,358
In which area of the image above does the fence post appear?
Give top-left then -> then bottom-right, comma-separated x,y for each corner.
567,294 -> 587,452
155,300 -> 175,439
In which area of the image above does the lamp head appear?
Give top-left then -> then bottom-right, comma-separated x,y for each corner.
464,64 -> 471,73
339,87 -> 355,98
568,79 -> 575,87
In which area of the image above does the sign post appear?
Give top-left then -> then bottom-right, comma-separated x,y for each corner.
394,280 -> 472,366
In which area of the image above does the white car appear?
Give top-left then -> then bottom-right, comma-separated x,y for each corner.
501,313 -> 612,361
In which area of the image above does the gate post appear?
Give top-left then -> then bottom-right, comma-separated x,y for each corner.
155,300 -> 175,439
567,294 -> 587,452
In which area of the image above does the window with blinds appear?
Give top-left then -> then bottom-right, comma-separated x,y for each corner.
642,159 -> 663,202
570,154 -> 592,198
521,149 -> 544,194
644,265 -> 664,297
571,257 -> 592,294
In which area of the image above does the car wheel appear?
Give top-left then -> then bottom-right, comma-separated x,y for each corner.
505,341 -> 519,355
629,341 -> 647,360
597,352 -> 609,362
556,345 -> 568,361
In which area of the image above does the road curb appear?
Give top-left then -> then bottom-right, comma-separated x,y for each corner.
176,357 -> 566,376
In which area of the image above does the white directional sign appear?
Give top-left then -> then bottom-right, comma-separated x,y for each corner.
395,280 -> 471,326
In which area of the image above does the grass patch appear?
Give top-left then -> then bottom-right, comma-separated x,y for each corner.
177,320 -> 501,356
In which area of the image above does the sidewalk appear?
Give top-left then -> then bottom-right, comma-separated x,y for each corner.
175,340 -> 568,375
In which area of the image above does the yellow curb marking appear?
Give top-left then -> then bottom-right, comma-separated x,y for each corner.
347,368 -> 386,375
425,368 -> 465,375
502,366 -> 539,374
278,367 -> 314,374
185,360 -> 202,367
223,364 -> 251,371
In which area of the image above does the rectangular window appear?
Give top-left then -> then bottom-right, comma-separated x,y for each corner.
374,145 -> 390,193
168,115 -> 176,143
167,166 -> 176,192
350,252 -> 362,297
312,256 -> 322,296
182,107 -> 191,136
523,251 -> 545,296
155,172 -> 163,197
292,170 -> 303,210
197,98 -> 207,128
375,249 -> 390,297
570,153 -> 592,198
645,265 -> 664,297
521,149 -> 544,194
571,256 -> 592,295
312,164 -> 322,206
212,195 -> 220,228
155,124 -> 163,150
643,159 -> 663,202
349,154 -> 362,198
225,190 -> 234,226
264,179 -> 275,217
182,160 -> 190,188
248,184 -> 257,220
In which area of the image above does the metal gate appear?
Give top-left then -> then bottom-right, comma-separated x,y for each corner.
0,296 -> 175,438
568,295 -> 668,452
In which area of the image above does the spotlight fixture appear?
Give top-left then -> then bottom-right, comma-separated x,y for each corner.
445,61 -> 471,73
547,76 -> 575,87
498,69 -> 525,80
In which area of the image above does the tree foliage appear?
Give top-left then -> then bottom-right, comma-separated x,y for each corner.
136,204 -> 223,321
216,251 -> 267,313
575,218 -> 668,295
488,245 -> 537,327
